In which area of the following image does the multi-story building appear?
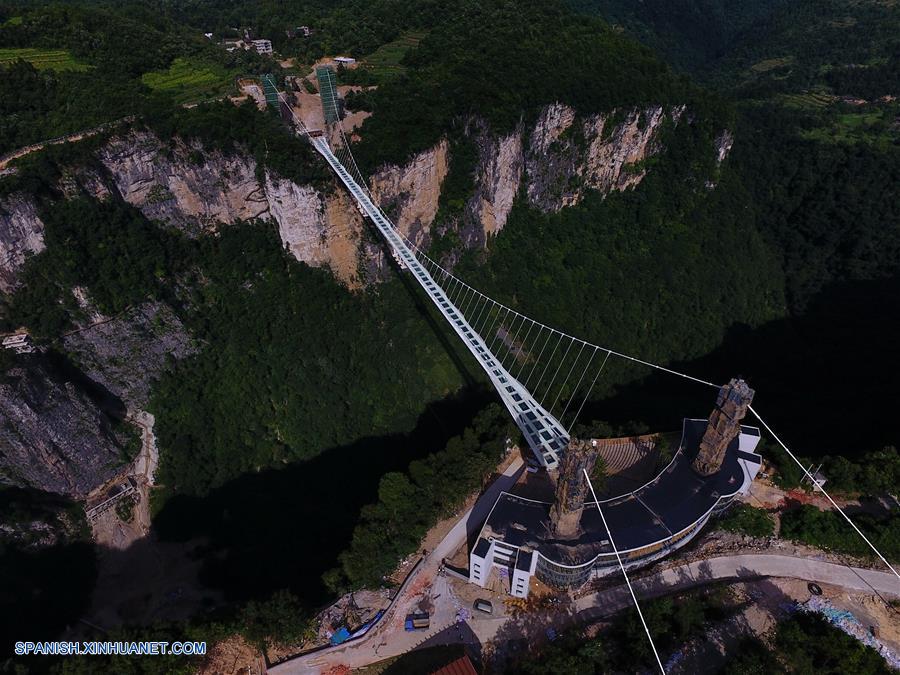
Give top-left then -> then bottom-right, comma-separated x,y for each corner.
469,418 -> 762,597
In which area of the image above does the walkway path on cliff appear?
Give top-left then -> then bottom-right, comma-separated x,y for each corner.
573,553 -> 900,622
0,117 -> 134,172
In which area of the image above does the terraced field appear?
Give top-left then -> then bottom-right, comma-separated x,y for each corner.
0,48 -> 90,71
141,57 -> 234,104
781,91 -> 838,108
360,30 -> 428,79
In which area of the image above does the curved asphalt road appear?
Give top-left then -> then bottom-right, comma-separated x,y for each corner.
270,447 -> 898,674
574,553 -> 900,622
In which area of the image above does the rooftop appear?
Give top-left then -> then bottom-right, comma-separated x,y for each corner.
478,419 -> 761,565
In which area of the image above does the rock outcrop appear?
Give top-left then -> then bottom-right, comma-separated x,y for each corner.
474,131 -> 524,240
63,300 -> 197,410
525,103 -> 669,212
370,139 -> 450,245
0,193 -> 45,292
0,103 -> 720,295
0,360 -> 130,498
369,102 -> 698,252
92,130 -> 367,287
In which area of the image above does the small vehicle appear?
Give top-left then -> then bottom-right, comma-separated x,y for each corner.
474,599 -> 493,614
525,460 -> 540,474
404,612 -> 430,631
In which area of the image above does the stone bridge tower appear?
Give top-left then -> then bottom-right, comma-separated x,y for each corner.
693,378 -> 755,476
550,438 -> 600,538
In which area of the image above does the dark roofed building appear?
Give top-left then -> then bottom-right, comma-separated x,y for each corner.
468,418 -> 762,596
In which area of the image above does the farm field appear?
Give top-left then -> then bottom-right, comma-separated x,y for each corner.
360,30 -> 427,80
141,57 -> 235,104
0,47 -> 90,71
801,106 -> 899,148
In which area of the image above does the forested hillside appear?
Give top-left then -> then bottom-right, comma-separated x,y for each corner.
1,0 -> 898,664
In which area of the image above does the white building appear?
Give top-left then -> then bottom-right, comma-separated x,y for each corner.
2,333 -> 34,354
468,420 -> 762,598
334,56 -> 356,66
252,39 -> 273,55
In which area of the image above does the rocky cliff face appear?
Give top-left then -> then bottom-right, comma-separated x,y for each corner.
367,102 -> 699,252
0,193 -> 45,292
92,130 -> 367,287
0,359 -> 131,498
63,299 -> 197,411
370,139 -> 450,246
473,131 -> 524,239
0,103 -> 724,294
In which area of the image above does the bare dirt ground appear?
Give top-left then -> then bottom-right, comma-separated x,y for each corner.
667,577 -> 900,673
197,635 -> 266,675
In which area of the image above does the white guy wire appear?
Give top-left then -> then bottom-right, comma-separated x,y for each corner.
749,406 -> 900,584
584,469 -> 665,674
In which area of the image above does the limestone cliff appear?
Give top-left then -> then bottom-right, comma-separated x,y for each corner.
370,139 -> 449,245
366,102 -> 706,251
0,359 -> 131,498
0,193 -> 45,292
92,130 -> 367,287
63,299 -> 197,410
473,131 -> 524,240
0,103 -> 722,295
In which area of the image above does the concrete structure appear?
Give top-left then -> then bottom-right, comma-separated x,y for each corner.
2,332 -> 34,354
252,39 -> 273,55
694,378 -> 754,475
468,418 -> 762,597
549,438 -> 599,538
85,476 -> 138,523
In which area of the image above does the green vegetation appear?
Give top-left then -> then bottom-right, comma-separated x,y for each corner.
115,497 -> 135,523
800,106 -> 899,149
2,0 -> 899,664
351,0 -> 691,169
141,57 -> 234,104
453,116 -> 784,375
518,588 -> 735,673
781,91 -> 837,109
714,503 -> 775,538
780,505 -> 900,561
723,613 -> 894,675
819,446 -> 900,496
355,30 -> 427,81
1,191 -> 462,498
7,197 -> 190,337
327,405 -> 513,590
0,2 -> 277,153
0,47 -> 90,71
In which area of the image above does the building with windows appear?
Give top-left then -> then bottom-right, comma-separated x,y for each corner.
468,418 -> 762,597
252,39 -> 273,55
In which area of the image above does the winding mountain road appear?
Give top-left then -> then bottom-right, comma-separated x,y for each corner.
574,553 -> 900,622
272,462 -> 899,674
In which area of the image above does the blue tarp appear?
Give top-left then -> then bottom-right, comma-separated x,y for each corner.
329,627 -> 351,645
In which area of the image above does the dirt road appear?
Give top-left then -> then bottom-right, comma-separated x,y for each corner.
270,457 -> 524,674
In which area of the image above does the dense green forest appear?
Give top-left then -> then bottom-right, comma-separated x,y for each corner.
568,0 -> 900,95
2,194 -> 467,497
0,1 -> 277,153
515,587 -> 893,674
1,0 -> 899,667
